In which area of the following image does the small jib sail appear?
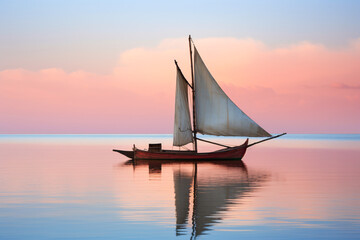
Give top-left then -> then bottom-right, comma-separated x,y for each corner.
194,47 -> 271,137
173,64 -> 194,146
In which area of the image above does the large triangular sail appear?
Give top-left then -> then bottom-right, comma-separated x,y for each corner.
173,65 -> 194,146
193,47 -> 271,137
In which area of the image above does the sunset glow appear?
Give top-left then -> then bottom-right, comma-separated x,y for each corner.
2,1 -> 360,239
1,38 -> 360,133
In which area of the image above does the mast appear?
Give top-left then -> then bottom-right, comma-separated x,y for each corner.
189,35 -> 198,152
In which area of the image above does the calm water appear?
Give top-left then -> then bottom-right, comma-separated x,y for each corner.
0,134 -> 360,239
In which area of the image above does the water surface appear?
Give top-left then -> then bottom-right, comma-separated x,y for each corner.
0,134 -> 359,239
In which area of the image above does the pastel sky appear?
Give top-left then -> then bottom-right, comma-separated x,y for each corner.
1,0 -> 360,134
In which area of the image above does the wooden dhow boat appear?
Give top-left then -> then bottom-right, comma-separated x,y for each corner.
113,36 -> 285,160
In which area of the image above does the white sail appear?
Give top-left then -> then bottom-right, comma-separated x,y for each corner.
194,47 -> 271,137
173,65 -> 194,146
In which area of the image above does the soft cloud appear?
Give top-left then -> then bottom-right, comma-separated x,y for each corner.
1,37 -> 360,133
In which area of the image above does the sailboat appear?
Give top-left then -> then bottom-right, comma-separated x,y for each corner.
113,36 -> 285,160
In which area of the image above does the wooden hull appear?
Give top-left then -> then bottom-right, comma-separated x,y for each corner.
114,139 -> 248,161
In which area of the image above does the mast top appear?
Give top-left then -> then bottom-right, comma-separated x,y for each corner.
189,35 -> 194,45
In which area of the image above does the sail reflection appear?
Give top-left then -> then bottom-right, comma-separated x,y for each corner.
174,169 -> 192,235
125,160 -> 269,238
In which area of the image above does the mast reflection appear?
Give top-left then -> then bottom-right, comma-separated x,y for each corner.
124,160 -> 269,238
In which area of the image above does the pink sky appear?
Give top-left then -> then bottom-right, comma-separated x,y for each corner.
1,37 -> 360,134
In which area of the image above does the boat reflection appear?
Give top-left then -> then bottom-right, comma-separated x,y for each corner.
124,160 -> 269,238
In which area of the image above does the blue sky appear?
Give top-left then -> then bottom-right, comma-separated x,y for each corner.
1,0 -> 360,73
